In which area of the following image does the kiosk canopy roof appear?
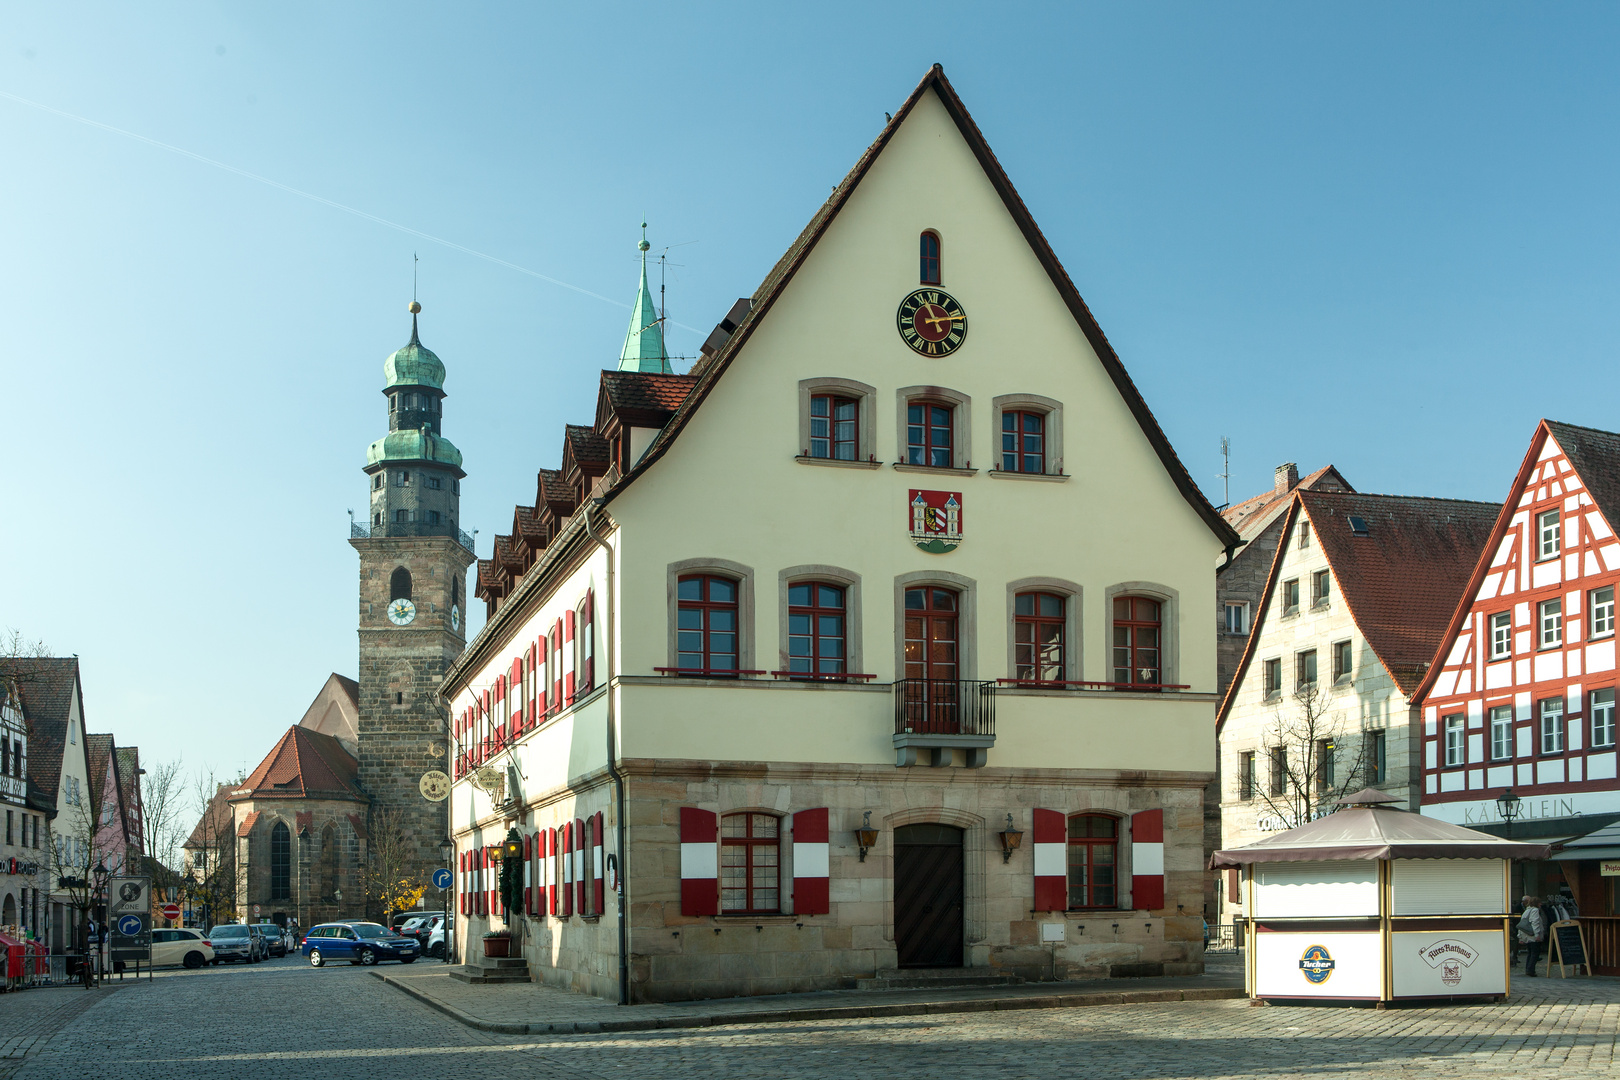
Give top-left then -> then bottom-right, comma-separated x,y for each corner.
1211,807 -> 1551,866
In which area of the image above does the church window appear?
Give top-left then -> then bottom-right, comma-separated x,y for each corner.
453,480 -> 460,495
391,567 -> 413,602
374,512 -> 382,527
320,826 -> 338,901
270,821 -> 291,900
372,474 -> 382,491
920,231 -> 941,285
389,394 -> 396,413
427,476 -> 443,490
395,509 -> 409,523
428,511 -> 441,525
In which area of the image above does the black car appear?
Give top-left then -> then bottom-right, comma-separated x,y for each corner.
251,923 -> 287,957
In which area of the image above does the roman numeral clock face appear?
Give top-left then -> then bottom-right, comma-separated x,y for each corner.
897,289 -> 967,356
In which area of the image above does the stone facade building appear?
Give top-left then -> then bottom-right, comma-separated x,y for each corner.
1214,489 -> 1497,925
447,66 -> 1240,1003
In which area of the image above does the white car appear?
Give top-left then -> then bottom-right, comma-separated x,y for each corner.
151,928 -> 216,968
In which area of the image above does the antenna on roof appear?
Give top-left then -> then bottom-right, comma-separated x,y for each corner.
1217,436 -> 1231,509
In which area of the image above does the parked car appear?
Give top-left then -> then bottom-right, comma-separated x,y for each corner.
302,921 -> 421,967
251,923 -> 287,957
207,924 -> 257,963
401,913 -> 445,947
151,928 -> 216,969
425,920 -> 452,959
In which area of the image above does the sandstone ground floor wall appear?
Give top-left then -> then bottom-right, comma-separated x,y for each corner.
454,759 -> 1211,1004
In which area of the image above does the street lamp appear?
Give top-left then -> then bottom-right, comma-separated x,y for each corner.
438,837 -> 455,965
333,887 -> 343,917
91,861 -> 109,988
1496,787 -> 1522,839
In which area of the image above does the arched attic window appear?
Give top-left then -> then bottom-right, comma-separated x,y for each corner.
920,231 -> 941,285
391,567 -> 412,601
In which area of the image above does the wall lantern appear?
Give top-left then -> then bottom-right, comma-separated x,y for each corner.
1496,787 -> 1522,839
998,813 -> 1023,864
501,838 -> 524,859
856,811 -> 880,862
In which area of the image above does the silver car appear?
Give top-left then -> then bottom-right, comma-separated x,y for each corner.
207,923 -> 257,963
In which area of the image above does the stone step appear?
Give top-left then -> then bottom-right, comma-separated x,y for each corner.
856,968 -> 1024,991
447,963 -> 532,985
477,956 -> 530,970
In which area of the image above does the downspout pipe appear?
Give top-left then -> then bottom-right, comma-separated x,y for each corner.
584,502 -> 630,1005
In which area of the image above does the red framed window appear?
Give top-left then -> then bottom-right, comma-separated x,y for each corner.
809,395 -> 858,461
920,231 -> 941,285
788,582 -> 846,676
1001,411 -> 1045,473
1066,814 -> 1118,909
1015,592 -> 1065,682
903,587 -> 958,682
720,812 -> 780,913
907,402 -> 953,468
677,575 -> 739,674
1112,597 -> 1161,686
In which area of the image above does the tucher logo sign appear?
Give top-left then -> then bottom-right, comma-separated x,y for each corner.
1298,944 -> 1336,984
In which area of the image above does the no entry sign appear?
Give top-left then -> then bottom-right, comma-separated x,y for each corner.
160,903 -> 181,921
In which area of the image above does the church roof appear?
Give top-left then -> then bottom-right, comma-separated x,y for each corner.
599,65 -> 1240,550
365,427 -> 463,470
383,314 -> 446,390
233,726 -> 364,803
618,244 -> 671,373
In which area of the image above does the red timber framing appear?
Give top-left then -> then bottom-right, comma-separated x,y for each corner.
1416,421 -> 1620,828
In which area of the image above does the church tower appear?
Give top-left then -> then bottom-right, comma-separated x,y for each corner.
351,301 -> 474,897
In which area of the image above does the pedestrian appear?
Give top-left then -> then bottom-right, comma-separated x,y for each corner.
1517,895 -> 1546,977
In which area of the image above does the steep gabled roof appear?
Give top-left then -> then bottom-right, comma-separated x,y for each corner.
600,65 -> 1239,549
597,371 -> 697,428
563,425 -> 610,469
2,658 -> 81,805
116,746 -> 141,846
184,783 -> 234,849
234,726 -> 364,802
1413,419 -> 1620,702
85,733 -> 115,824
1222,465 -> 1355,541
1219,490 -> 1500,725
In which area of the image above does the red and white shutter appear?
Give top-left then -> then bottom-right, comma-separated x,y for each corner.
561,823 -> 574,917
458,852 -> 468,915
551,623 -> 563,710
581,590 -> 595,692
1131,809 -> 1165,911
474,851 -> 485,916
791,808 -> 830,915
573,816 -> 586,915
1032,809 -> 1067,912
563,611 -> 577,706
524,832 -> 534,915
511,657 -> 525,732
592,812 -> 605,914
537,636 -> 549,717
679,807 -> 719,916
542,828 -> 555,915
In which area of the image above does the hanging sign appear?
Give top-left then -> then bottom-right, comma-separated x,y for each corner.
419,771 -> 451,802
908,490 -> 963,553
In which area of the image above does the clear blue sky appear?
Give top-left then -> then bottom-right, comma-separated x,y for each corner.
5,3 -> 1619,779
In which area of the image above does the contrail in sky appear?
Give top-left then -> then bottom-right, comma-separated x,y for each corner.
0,88 -> 702,334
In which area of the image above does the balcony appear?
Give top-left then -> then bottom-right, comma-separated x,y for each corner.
351,519 -> 475,554
893,679 -> 996,768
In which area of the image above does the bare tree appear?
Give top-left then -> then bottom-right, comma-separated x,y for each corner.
361,806 -> 426,925
48,797 -> 120,987
184,772 -> 239,927
139,759 -> 187,911
1249,682 -> 1373,832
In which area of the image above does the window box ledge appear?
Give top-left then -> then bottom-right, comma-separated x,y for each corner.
987,470 -> 1070,483
891,463 -> 979,477
794,455 -> 881,470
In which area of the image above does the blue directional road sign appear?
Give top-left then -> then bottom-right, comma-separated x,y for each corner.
118,914 -> 143,937
432,867 -> 453,890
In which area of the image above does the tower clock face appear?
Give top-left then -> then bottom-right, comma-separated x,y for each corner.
450,604 -> 461,631
387,598 -> 417,626
897,289 -> 967,356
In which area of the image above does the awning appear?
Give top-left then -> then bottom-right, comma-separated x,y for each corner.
1211,806 -> 1551,866
1554,846 -> 1620,860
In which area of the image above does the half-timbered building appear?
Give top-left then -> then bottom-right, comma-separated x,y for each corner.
445,65 -> 1239,1003
1416,420 -> 1620,918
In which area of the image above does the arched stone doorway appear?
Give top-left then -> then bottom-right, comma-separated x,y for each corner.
893,823 -> 964,968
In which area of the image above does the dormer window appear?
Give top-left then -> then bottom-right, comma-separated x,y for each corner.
920,231 -> 941,285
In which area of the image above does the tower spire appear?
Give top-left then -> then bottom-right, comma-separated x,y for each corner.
618,223 -> 672,374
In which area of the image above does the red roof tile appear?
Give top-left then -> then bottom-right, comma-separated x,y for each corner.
1222,465 -> 1354,540
234,726 -> 364,802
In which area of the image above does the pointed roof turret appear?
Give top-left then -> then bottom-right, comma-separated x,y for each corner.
618,224 -> 672,374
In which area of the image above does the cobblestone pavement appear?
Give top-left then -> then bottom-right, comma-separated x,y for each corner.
0,982 -> 121,1079
9,951 -> 1620,1079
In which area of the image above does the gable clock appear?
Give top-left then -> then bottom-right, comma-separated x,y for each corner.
897,289 -> 968,356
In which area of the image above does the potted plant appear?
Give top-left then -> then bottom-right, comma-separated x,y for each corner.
482,929 -> 511,958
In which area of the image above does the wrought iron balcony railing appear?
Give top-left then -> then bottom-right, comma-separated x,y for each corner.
351,519 -> 475,554
893,679 -> 996,768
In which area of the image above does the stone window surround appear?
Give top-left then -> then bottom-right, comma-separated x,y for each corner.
667,557 -> 757,673
893,385 -> 973,472
894,570 -> 978,681
1004,576 -> 1083,684
989,393 -> 1064,478
1062,808 -> 1137,912
797,377 -> 879,467
714,806 -> 794,916
1103,581 -> 1181,688
777,565 -> 864,675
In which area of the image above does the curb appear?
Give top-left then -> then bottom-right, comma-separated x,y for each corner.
369,971 -> 1246,1036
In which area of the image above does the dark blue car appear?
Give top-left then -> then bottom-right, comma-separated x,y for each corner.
301,921 -> 420,967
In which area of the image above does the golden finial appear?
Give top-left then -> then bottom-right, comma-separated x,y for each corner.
408,300 -> 422,314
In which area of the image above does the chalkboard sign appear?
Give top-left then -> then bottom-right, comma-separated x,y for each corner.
1549,920 -> 1589,978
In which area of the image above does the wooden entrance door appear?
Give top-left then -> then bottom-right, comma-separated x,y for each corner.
893,823 -> 964,968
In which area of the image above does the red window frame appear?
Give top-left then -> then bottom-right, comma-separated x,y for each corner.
903,587 -> 959,683
920,231 -> 941,285
1066,813 -> 1118,909
787,582 -> 846,677
1112,597 -> 1162,687
809,395 -> 858,461
907,401 -> 953,468
677,574 -> 740,675
720,812 -> 781,914
1014,592 -> 1065,682
1001,411 -> 1045,473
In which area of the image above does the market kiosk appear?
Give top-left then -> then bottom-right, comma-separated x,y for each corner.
1211,790 -> 1549,1004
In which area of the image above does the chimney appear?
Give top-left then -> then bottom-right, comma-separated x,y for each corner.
1274,462 -> 1299,495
